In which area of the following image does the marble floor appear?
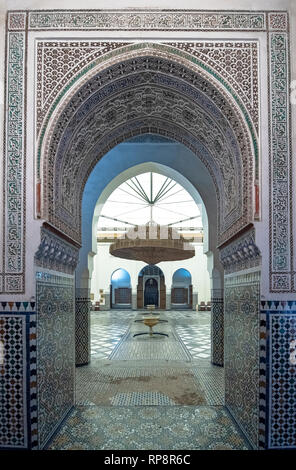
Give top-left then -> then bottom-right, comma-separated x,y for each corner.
91,310 -> 135,358
91,310 -> 211,362
47,310 -> 251,450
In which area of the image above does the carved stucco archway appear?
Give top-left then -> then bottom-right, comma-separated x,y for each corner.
39,44 -> 257,248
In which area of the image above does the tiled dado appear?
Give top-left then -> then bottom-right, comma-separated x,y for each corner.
211,295 -> 224,367
261,301 -> 296,449
36,271 -> 75,449
0,307 -> 37,449
1,272 -> 77,451
224,271 -> 261,449
75,289 -> 91,366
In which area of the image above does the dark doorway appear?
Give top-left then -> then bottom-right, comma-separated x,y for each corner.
144,278 -> 158,307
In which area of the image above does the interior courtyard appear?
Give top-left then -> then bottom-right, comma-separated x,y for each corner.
0,0 -> 296,453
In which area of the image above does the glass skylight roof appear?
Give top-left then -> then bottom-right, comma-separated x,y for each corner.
97,172 -> 202,229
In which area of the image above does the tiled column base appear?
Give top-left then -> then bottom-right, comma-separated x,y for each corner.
211,296 -> 224,366
75,293 -> 91,366
166,294 -> 171,310
224,272 -> 260,449
100,293 -> 110,310
192,293 -> 198,311
131,293 -> 137,309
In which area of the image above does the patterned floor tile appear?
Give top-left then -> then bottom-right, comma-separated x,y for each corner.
76,361 -> 207,406
90,310 -> 212,361
47,309 -> 238,450
190,367 -> 225,405
47,405 -> 251,450
175,323 -> 211,361
79,310 -> 224,407
90,312 -> 132,358
110,391 -> 176,406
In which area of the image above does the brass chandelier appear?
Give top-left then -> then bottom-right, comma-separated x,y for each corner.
101,172 -> 197,265
109,222 -> 195,265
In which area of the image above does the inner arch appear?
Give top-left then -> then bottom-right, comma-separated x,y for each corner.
76,142 -> 218,290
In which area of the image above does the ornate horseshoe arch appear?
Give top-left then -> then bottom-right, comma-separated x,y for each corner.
38,43 -> 257,248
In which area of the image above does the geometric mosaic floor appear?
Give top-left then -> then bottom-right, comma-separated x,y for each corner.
78,311 -> 224,407
76,359 -> 209,406
48,405 -> 251,450
108,317 -> 192,361
91,324 -> 128,358
91,310 -> 211,362
47,310 -> 250,450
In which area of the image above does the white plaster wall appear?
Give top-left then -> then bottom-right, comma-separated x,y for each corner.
91,242 -> 210,307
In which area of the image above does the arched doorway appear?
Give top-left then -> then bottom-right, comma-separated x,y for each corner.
1,2 -> 295,452
34,44 -> 262,450
144,278 -> 158,307
40,45 -> 256,247
137,265 -> 166,309
110,269 -> 131,309
171,268 -> 192,309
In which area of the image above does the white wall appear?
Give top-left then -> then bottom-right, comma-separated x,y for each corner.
91,241 -> 211,307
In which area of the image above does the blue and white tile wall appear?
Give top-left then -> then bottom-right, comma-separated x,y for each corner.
224,271 -> 261,449
261,301 -> 296,449
75,288 -> 91,366
36,271 -> 75,449
0,303 -> 37,449
211,295 -> 224,367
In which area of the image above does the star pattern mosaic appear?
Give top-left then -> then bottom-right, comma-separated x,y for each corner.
47,405 -> 250,450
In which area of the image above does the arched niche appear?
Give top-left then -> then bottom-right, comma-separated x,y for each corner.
171,268 -> 192,309
137,265 -> 166,310
110,268 -> 132,309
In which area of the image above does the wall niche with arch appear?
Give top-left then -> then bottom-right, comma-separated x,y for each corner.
171,268 -> 193,309
137,265 -> 166,309
110,268 -> 132,309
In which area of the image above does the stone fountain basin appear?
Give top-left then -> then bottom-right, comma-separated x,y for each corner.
143,317 -> 160,328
